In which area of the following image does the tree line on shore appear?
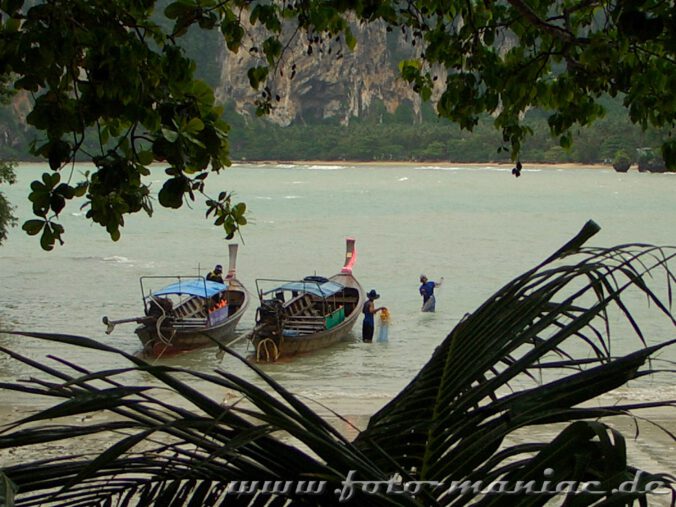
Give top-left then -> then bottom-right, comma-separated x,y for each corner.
1,96 -> 669,169
226,100 -> 668,168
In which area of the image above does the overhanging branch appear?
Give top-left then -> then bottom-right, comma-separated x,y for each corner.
506,0 -> 576,43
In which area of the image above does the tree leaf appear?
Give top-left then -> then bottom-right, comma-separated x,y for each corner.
22,219 -> 44,236
161,128 -> 179,143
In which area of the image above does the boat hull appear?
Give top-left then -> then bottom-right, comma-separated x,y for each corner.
136,312 -> 245,355
136,282 -> 249,355
273,312 -> 358,357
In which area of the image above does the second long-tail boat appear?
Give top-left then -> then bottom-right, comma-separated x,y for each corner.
248,238 -> 365,361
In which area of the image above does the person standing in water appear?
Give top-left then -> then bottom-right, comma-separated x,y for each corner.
363,289 -> 386,342
419,274 -> 443,312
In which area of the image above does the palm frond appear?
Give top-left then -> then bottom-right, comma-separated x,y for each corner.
0,221 -> 674,506
353,221 -> 675,503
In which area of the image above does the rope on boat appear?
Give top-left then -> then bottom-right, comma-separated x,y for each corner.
256,338 -> 279,362
149,295 -> 176,345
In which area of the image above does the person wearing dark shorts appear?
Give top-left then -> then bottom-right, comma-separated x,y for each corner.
362,289 -> 386,342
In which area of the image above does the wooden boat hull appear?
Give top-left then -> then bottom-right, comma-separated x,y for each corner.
136,312 -> 245,355
277,272 -> 363,357
103,244 -> 249,357
136,282 -> 249,355
251,271 -> 365,361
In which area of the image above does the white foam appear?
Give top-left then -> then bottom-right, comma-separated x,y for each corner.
102,256 -> 132,264
414,166 -> 463,171
306,165 -> 346,170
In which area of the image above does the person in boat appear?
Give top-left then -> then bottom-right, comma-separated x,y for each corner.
362,289 -> 386,343
419,274 -> 443,312
206,264 -> 225,283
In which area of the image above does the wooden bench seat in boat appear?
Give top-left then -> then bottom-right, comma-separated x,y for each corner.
309,296 -> 358,305
283,315 -> 325,335
284,294 -> 320,317
172,317 -> 208,329
174,297 -> 207,319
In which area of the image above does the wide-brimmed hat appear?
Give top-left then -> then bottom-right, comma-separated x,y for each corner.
367,289 -> 380,299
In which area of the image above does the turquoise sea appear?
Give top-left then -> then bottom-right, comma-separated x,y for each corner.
0,163 -> 674,444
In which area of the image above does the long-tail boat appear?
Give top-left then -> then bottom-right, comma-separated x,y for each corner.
249,238 -> 365,361
103,244 -> 249,356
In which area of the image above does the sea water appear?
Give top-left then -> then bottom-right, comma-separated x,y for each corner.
0,162 -> 674,419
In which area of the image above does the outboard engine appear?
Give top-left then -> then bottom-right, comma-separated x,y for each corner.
256,298 -> 284,325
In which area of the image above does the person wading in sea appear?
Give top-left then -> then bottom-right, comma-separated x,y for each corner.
419,274 -> 443,312
362,289 -> 386,343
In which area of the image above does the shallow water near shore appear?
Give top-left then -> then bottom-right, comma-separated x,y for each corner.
0,162 -> 674,482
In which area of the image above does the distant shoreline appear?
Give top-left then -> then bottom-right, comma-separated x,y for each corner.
9,160 -> 615,171
234,160 -> 615,171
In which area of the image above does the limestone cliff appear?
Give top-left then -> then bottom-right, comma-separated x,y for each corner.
214,20 -> 426,126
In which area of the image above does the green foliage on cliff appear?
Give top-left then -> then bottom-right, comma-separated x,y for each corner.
4,96 -> 667,166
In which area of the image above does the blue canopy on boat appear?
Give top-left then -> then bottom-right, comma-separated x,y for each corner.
152,279 -> 225,298
267,280 -> 344,298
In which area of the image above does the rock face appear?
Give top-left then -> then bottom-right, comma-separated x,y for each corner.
214,20 -> 426,126
1,91 -> 31,152
2,21 -> 431,154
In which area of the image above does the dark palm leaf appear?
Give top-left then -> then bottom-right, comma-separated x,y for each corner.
354,221 -> 676,504
0,221 -> 674,506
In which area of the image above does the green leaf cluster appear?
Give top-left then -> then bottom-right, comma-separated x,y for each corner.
1,0 -> 674,250
0,161 -> 17,245
0,0 -> 242,249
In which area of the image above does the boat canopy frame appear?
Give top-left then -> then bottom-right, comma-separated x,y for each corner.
255,278 -> 345,301
139,276 -> 226,314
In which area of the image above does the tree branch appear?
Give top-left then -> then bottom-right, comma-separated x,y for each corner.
506,0 -> 576,42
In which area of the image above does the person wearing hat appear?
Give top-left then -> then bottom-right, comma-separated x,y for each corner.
362,289 -> 386,343
419,274 -> 443,312
206,264 -> 225,283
